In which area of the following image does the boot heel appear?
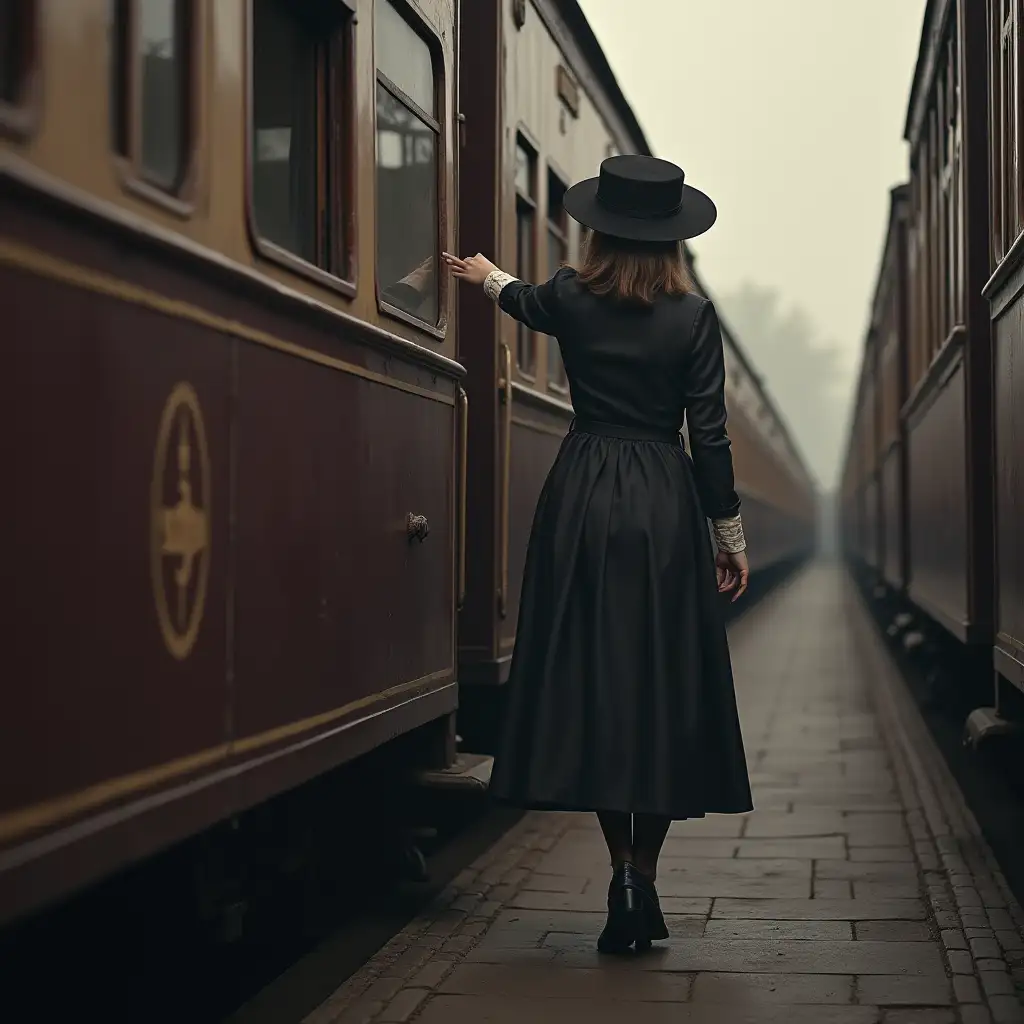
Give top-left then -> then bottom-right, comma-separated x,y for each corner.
623,886 -> 638,913
598,869 -> 647,953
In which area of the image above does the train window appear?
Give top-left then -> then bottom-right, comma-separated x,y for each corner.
252,0 -> 324,265
546,170 -> 569,391
111,0 -> 193,194
992,0 -> 1022,261
249,0 -> 353,283
0,0 -> 25,105
375,0 -> 440,326
515,136 -> 537,376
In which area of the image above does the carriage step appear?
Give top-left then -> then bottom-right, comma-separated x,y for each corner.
414,752 -> 494,793
964,707 -> 1023,750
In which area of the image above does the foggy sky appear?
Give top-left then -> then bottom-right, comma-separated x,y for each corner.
577,0 -> 927,488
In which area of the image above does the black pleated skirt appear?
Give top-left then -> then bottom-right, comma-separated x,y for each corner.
488,423 -> 753,820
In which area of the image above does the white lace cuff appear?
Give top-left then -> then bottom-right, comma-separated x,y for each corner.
712,515 -> 746,553
483,269 -> 518,301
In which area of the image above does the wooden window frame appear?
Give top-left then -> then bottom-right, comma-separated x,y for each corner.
907,172 -> 921,388
514,130 -> 538,380
937,63 -> 950,346
904,14 -> 970,401
374,0 -> 448,338
244,0 -> 357,298
111,0 -> 199,217
0,0 -> 37,137
545,164 -> 569,394
990,0 -> 1024,265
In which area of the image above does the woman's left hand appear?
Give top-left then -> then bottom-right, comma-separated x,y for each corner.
442,252 -> 498,286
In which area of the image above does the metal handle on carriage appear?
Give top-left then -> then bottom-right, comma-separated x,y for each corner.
407,513 -> 430,542
498,343 -> 513,618
457,387 -> 469,609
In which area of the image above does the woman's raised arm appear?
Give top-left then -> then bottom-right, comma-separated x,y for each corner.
442,252 -> 566,336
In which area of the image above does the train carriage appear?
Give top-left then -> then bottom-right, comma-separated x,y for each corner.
873,186 -> 911,592
457,0 -> 659,741
455,0 -> 817,750
844,0 -> 1024,743
979,0 -> 1024,715
842,187 -> 911,593
455,0 -> 644,718
841,342 -> 874,573
0,0 -> 465,926
712,303 -> 819,574
900,0 -> 994,648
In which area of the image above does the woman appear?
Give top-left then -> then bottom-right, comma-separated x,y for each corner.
442,154 -> 752,954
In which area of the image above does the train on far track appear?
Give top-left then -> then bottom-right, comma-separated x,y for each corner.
840,0 -> 1024,748
0,0 -> 816,935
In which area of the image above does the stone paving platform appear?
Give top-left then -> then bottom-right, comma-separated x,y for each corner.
307,565 -> 1024,1024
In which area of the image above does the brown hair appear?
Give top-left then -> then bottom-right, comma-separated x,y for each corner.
576,230 -> 694,305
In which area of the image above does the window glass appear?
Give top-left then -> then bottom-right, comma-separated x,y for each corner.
376,82 -> 439,321
138,0 -> 188,188
515,198 -> 535,373
546,228 -> 563,279
514,139 -> 537,372
546,172 -> 568,387
376,2 -> 439,324
547,172 -> 566,227
0,0 -> 21,103
252,0 -> 322,264
111,0 -> 131,153
546,221 -> 566,387
376,0 -> 433,115
515,143 -> 532,196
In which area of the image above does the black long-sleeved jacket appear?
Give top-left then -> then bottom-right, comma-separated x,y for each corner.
496,267 -> 741,522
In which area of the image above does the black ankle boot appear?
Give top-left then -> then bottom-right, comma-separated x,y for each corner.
628,865 -> 669,942
597,862 -> 649,953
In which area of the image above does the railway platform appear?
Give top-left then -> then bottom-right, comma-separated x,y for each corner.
305,565 -> 1024,1024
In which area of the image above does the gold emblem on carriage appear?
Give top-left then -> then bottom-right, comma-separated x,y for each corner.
151,382 -> 211,660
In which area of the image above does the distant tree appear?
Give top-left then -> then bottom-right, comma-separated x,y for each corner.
715,282 -> 847,491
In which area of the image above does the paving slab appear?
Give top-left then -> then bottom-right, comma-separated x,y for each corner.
305,567 -> 1024,1024
438,963 -> 695,1001
712,898 -> 928,920
415,996 -> 882,1024
857,973 -> 953,1006
704,918 -> 854,940
507,889 -> 711,914
690,971 -> 855,1003
735,837 -> 849,859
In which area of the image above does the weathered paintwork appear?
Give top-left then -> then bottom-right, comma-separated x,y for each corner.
843,187 -> 909,591
983,0 -> 1024,696
902,0 -> 993,644
0,0 -> 462,924
990,301 -> 1024,690
842,0 -> 993,645
458,0 -> 651,692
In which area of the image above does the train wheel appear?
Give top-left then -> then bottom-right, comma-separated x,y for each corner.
400,843 -> 428,882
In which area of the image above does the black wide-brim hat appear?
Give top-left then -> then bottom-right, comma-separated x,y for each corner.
563,154 -> 717,242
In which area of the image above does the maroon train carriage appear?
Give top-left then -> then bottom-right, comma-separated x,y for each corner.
972,0 -> 1024,739
842,0 -> 1024,747
873,187 -> 911,594
840,186 -> 911,592
0,0 -> 467,928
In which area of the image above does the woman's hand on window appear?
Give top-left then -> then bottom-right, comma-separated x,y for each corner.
442,251 -> 499,286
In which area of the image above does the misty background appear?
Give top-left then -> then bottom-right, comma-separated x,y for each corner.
577,0 -> 928,491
